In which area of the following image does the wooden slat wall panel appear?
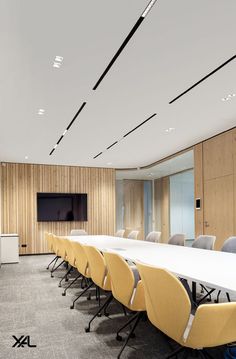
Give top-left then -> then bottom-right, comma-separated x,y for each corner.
123,180 -> 144,240
1,163 -> 115,254
154,177 -> 170,243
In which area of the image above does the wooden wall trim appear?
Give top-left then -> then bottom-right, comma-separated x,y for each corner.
1,163 -> 115,254
194,143 -> 204,237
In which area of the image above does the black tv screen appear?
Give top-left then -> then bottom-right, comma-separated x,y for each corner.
37,193 -> 87,222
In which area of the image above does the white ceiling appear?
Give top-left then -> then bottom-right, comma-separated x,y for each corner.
116,150 -> 193,180
0,0 -> 236,169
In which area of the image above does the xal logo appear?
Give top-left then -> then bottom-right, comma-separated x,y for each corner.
12,335 -> 37,348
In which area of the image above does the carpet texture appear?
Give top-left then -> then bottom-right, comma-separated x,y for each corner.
0,255 -> 226,358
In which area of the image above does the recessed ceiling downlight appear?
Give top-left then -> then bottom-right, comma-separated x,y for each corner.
38,109 -> 45,115
222,93 -> 236,101
53,55 -> 64,68
165,127 -> 175,133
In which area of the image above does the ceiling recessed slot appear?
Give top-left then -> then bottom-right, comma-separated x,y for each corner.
93,152 -> 103,159
106,141 -> 118,150
169,54 -> 236,104
66,102 -> 87,131
123,113 -> 157,138
49,101 -> 87,156
92,0 -> 157,90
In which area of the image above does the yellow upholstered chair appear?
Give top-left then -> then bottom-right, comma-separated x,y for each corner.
136,261 -> 236,358
50,236 -> 68,278
69,241 -> 92,310
44,232 -> 58,270
58,238 -> 77,290
83,245 -> 112,332
103,252 -> 145,358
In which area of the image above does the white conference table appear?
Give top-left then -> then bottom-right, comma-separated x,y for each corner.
68,235 -> 236,300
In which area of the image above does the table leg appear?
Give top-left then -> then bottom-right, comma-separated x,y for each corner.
192,281 -> 197,303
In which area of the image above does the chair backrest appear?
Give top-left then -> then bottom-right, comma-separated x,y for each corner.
168,233 -> 185,246
52,236 -> 65,257
70,229 -> 88,236
185,302 -> 236,348
136,262 -> 191,344
192,235 -> 216,250
221,236 -> 236,253
63,238 -> 76,267
127,230 -> 139,240
114,229 -> 125,238
70,241 -> 89,277
145,231 -> 161,243
44,232 -> 53,252
103,252 -> 136,307
84,245 -> 111,290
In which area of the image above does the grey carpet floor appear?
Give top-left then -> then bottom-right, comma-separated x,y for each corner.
0,255 -> 226,359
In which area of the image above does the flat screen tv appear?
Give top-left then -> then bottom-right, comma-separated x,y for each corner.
37,193 -> 87,222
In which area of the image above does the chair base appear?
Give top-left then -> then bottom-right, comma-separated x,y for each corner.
166,346 -> 215,359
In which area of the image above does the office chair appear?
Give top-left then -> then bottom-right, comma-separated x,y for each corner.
191,235 -> 216,304
69,241 -> 92,309
192,235 -> 216,250
103,252 -> 145,358
70,229 -> 88,236
83,245 -> 112,332
127,230 -> 139,240
137,261 -> 236,359
145,231 -> 161,243
58,238 -> 77,290
215,236 -> 236,303
50,236 -> 67,278
168,233 -> 185,246
45,232 -> 58,270
115,229 -> 125,238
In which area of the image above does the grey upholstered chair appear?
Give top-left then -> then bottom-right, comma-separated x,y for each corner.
70,229 -> 88,236
115,229 -> 125,238
127,230 -> 139,240
215,236 -> 236,303
145,231 -> 161,243
192,235 -> 216,250
192,235 -> 216,304
168,233 -> 185,246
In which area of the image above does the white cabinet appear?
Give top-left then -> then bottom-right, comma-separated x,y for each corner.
0,234 -> 19,264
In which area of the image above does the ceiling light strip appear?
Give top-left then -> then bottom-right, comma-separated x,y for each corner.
93,112 -> 157,160
49,101 -> 87,156
123,113 -> 157,138
141,0 -> 158,18
66,102 -> 87,130
92,0 -> 158,91
93,152 -> 103,159
106,141 -> 118,150
169,54 -> 236,104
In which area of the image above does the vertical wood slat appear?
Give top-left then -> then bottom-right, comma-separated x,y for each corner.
1,163 -> 115,254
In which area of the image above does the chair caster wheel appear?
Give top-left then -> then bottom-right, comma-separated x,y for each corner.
70,306 -> 74,309
85,327 -> 90,333
116,334 -> 122,342
104,312 -> 109,317
130,333 -> 135,338
97,313 -> 102,317
207,298 -> 211,302
51,275 -> 54,278
62,292 -> 66,296
58,284 -> 61,287
214,299 -> 218,303
46,267 -> 49,270
87,296 -> 91,301
65,278 -> 69,282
